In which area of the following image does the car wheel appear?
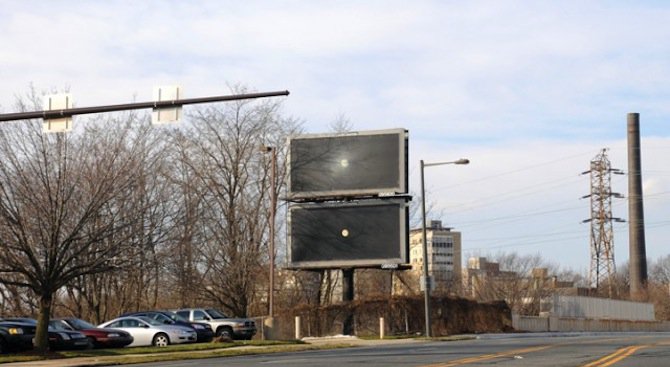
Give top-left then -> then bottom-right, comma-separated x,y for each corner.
217,327 -> 233,339
152,333 -> 170,347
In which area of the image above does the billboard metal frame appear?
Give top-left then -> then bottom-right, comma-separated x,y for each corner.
286,197 -> 410,269
287,128 -> 408,200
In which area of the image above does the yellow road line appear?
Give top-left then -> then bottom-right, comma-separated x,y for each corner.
600,345 -> 647,367
582,345 -> 648,367
420,336 -> 670,367
422,344 -> 553,367
582,338 -> 670,366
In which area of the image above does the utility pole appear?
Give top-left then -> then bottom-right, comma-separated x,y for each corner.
582,148 -> 624,297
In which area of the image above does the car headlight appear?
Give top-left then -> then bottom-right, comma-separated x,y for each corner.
8,328 -> 24,335
179,330 -> 191,335
193,324 -> 204,330
107,333 -> 120,337
59,332 -> 71,340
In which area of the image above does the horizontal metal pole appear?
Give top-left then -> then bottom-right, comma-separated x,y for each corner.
0,90 -> 290,122
424,159 -> 469,167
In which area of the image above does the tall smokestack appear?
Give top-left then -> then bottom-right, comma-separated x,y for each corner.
627,112 -> 647,300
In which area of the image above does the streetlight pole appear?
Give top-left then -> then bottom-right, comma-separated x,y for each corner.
420,158 -> 469,338
262,146 -> 277,318
269,147 -> 277,318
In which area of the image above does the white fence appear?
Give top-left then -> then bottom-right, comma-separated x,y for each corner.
513,314 -> 670,332
513,295 -> 665,332
549,295 -> 654,321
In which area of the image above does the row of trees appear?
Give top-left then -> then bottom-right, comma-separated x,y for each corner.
452,252 -> 670,319
1,89 -> 668,348
0,88 -> 302,350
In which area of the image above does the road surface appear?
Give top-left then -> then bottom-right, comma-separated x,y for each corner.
129,332 -> 670,367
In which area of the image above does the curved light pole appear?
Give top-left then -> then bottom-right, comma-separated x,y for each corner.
420,158 -> 469,337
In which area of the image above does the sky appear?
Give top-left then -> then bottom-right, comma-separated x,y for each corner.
1,1 -> 668,275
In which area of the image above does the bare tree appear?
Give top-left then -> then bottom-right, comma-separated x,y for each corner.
0,111 -> 150,351
164,130 -> 208,308
468,252 -> 547,314
329,113 -> 353,133
57,120 -> 178,321
648,256 -> 670,319
175,88 -> 300,317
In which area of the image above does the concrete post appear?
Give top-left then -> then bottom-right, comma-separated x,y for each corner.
264,317 -> 275,340
295,316 -> 301,340
380,317 -> 385,339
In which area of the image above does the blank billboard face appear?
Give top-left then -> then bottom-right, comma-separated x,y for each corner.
289,129 -> 407,198
288,199 -> 408,268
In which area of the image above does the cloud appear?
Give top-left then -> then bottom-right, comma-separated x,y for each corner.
1,0 -> 669,271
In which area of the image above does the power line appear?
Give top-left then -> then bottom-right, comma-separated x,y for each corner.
433,149 -> 598,191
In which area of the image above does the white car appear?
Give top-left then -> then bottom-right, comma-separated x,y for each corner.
98,316 -> 196,347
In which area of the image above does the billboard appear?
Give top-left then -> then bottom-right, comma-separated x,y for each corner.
288,198 -> 409,269
288,128 -> 407,199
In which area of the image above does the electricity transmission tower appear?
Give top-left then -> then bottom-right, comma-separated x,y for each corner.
582,148 -> 624,297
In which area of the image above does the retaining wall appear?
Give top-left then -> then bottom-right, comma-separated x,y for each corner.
513,314 -> 670,332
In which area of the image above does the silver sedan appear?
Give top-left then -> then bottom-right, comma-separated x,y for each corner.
98,316 -> 196,347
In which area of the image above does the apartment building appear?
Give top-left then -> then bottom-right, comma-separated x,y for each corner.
400,220 -> 462,293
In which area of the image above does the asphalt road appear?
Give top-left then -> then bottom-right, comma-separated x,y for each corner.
130,332 -> 670,367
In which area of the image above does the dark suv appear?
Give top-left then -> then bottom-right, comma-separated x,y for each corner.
1,318 -> 89,350
0,321 -> 35,353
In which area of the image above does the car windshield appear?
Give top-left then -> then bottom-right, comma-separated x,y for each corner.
206,309 -> 229,319
164,311 -> 190,323
49,321 -> 70,331
68,318 -> 96,330
137,316 -> 163,326
152,313 -> 174,324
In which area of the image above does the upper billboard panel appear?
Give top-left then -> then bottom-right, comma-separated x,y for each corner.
288,128 -> 408,199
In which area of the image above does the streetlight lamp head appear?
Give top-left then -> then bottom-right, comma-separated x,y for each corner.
455,158 -> 470,165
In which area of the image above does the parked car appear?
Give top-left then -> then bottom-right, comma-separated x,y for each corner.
98,316 -> 197,347
120,311 -> 214,342
50,318 -> 133,349
0,321 -> 35,353
1,318 -> 89,350
174,308 -> 256,340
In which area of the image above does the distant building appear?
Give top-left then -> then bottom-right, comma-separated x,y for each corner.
463,257 -> 517,298
394,220 -> 462,295
463,256 -> 589,314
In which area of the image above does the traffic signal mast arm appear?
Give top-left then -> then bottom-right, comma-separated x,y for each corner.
0,90 -> 290,122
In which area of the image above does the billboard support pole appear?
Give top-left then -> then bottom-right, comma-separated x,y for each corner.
342,268 -> 355,335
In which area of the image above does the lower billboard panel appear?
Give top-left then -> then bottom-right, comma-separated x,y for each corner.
288,198 -> 409,269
